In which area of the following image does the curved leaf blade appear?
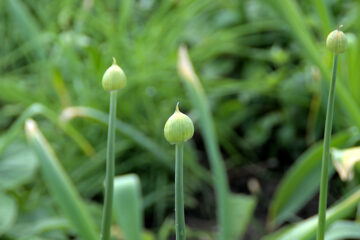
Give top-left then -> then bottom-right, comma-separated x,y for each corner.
25,119 -> 98,240
268,129 -> 359,227
264,187 -> 360,240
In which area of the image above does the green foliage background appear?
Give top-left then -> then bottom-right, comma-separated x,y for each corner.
1,0 -> 360,239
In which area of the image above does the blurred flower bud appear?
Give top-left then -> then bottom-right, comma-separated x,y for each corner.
164,103 -> 194,144
332,147 -> 360,181
326,26 -> 347,54
102,58 -> 126,91
247,178 -> 261,195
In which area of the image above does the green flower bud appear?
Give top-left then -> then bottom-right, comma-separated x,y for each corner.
326,25 -> 347,54
102,58 -> 127,91
164,103 -> 194,144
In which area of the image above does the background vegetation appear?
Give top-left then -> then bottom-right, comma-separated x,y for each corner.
1,0 -> 360,239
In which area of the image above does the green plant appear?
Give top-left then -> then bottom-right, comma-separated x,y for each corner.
101,58 -> 127,240
164,103 -> 194,240
317,26 -> 347,240
2,0 -> 360,239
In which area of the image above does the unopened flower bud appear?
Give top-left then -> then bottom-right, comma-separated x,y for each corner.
326,26 -> 347,54
102,58 -> 126,91
164,103 -> 194,144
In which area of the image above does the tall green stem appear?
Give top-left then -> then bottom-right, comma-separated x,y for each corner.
101,91 -> 117,240
317,54 -> 338,240
175,143 -> 186,240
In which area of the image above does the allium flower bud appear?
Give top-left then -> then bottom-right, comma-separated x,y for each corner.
326,26 -> 347,54
164,103 -> 194,144
102,58 -> 127,91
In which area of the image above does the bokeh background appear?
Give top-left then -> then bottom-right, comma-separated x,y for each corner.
1,0 -> 360,239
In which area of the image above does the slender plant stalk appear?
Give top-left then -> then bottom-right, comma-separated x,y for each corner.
317,54 -> 338,240
175,143 -> 186,240
101,91 -> 118,240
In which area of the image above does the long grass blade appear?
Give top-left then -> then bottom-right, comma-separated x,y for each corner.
25,119 -> 98,240
313,0 -> 333,34
177,45 -> 230,240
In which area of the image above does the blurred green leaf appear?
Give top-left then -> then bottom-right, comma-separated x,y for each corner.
0,145 -> 38,190
0,191 -> 17,236
178,45 -> 230,240
8,217 -> 69,239
325,220 -> 360,240
25,119 -> 98,240
264,187 -> 360,240
345,33 -> 360,105
6,0 -> 44,60
113,174 -> 143,240
313,0 -> 332,35
228,193 -> 257,240
268,128 -> 359,228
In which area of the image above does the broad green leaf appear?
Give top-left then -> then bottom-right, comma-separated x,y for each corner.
113,174 -> 143,240
228,193 -> 257,240
325,220 -> 360,240
263,187 -> 360,240
25,119 -> 98,240
0,192 -> 17,235
0,145 -> 38,190
268,129 -> 358,227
